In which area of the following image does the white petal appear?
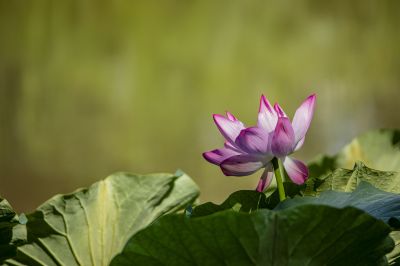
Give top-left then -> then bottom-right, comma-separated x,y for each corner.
257,95 -> 278,133
213,114 -> 245,145
292,94 -> 316,145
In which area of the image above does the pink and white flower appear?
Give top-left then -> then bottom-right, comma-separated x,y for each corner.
203,94 -> 316,192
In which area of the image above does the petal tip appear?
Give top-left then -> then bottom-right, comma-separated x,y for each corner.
260,94 -> 267,104
307,93 -> 317,102
212,113 -> 223,120
226,111 -> 237,121
273,103 -> 286,117
212,113 -> 225,127
258,95 -> 265,112
202,151 -> 217,165
259,94 -> 273,113
304,94 -> 317,108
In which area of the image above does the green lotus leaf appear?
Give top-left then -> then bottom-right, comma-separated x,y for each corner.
111,205 -> 393,266
277,181 -> 400,227
4,171 -> 199,265
306,159 -> 400,265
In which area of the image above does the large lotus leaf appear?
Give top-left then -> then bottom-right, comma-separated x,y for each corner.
4,171 -> 199,266
276,181 -> 400,227
309,129 -> 400,179
0,198 -> 26,261
111,205 -> 394,266
303,162 -> 400,264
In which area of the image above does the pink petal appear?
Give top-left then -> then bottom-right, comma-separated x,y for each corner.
292,94 -> 316,147
282,156 -> 309,184
257,95 -> 278,133
213,114 -> 245,145
203,148 -> 239,165
274,103 -> 287,117
220,154 -> 264,176
271,117 -> 295,157
235,127 -> 273,155
256,163 -> 274,192
226,111 -> 237,121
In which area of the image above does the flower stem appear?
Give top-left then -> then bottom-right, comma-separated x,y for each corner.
272,157 -> 286,201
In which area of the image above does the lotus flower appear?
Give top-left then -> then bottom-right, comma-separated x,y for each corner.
203,94 -> 316,192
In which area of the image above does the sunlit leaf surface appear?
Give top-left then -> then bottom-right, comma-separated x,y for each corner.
4,172 -> 199,266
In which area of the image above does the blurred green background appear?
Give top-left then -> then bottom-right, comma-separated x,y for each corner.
1,1 -> 399,212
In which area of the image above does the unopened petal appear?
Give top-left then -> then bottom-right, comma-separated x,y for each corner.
282,156 -> 309,184
257,95 -> 278,133
271,117 -> 295,157
203,148 -> 240,165
256,163 -> 274,192
220,154 -> 264,176
235,127 -> 273,155
213,114 -> 245,145
292,94 -> 316,146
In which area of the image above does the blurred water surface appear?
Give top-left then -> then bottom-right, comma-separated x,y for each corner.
1,1 -> 399,211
